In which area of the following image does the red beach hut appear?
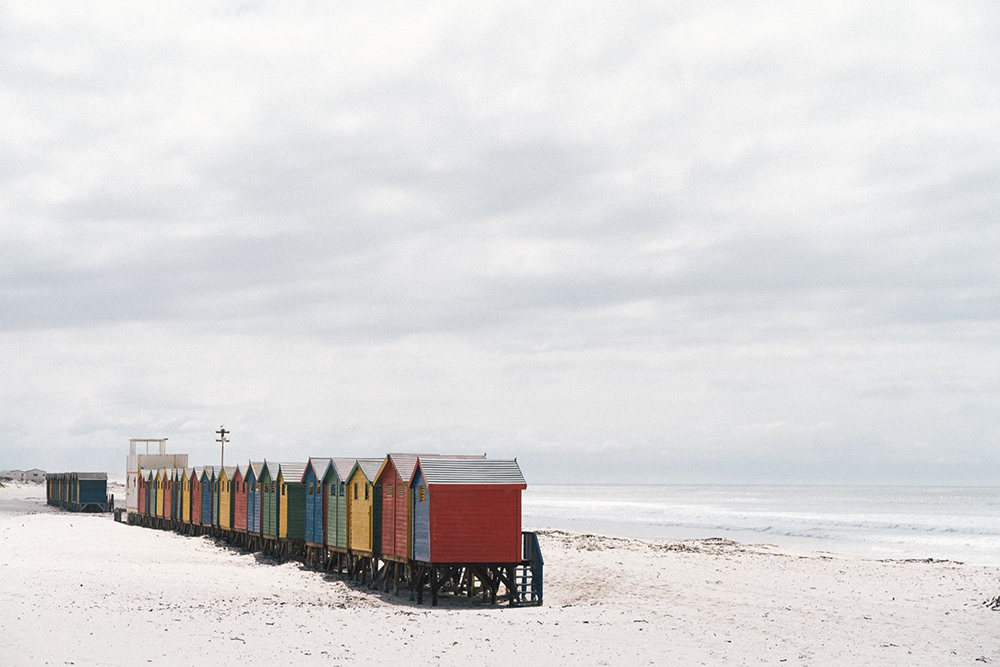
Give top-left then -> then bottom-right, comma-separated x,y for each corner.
163,468 -> 174,521
411,458 -> 526,564
232,465 -> 247,534
374,453 -> 485,561
191,467 -> 203,530
137,471 -> 148,515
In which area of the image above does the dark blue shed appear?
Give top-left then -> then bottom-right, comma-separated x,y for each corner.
76,473 -> 108,505
200,467 -> 214,526
246,461 -> 264,534
304,458 -> 331,546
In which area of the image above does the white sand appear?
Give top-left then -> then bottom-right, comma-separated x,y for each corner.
2,482 -> 999,666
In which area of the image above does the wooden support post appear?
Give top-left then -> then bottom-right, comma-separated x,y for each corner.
416,566 -> 424,605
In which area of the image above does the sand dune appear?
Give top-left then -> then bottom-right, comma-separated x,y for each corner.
1,483 -> 998,666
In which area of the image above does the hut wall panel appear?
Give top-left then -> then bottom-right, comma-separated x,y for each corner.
164,478 -> 173,520
412,469 -> 430,562
234,474 -> 247,532
167,479 -> 174,519
246,472 -> 260,534
192,479 -> 202,525
162,478 -> 168,518
182,478 -> 190,523
304,471 -> 323,545
78,480 -> 107,504
347,470 -> 372,552
219,476 -> 231,530
380,477 -> 397,556
253,487 -> 262,534
263,481 -> 277,538
336,492 -> 347,548
325,485 -> 347,549
212,480 -> 220,528
377,462 -> 407,558
428,485 -> 522,564
386,468 -> 409,559
188,477 -> 195,523
244,468 -> 257,533
200,477 -> 212,525
280,482 -> 306,540
279,480 -> 287,539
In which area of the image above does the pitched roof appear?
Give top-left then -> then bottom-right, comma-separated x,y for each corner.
200,466 -> 215,479
275,462 -> 307,483
349,458 -> 383,483
380,453 -> 487,484
248,461 -> 265,479
223,466 -> 237,479
416,458 -> 526,486
331,458 -> 356,482
306,458 -> 332,482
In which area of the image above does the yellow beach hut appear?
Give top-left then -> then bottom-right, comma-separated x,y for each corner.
181,467 -> 193,524
219,466 -> 236,531
346,458 -> 384,555
155,469 -> 165,518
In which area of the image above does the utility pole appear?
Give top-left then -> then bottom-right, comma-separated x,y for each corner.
216,426 -> 229,469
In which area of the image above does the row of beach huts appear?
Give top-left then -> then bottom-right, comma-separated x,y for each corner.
45,472 -> 114,513
128,454 -> 542,607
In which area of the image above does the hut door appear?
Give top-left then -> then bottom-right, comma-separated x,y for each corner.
372,487 -> 382,552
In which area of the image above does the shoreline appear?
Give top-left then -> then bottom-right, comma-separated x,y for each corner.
2,483 -> 1000,665
3,480 -> 993,565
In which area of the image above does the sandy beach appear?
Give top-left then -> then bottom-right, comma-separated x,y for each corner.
1,482 -> 998,666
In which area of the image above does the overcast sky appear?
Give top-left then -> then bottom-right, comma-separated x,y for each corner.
2,1 -> 998,484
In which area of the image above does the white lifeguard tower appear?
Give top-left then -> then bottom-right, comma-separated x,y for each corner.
125,438 -> 189,512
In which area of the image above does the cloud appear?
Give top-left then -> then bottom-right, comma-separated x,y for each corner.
1,1 -> 998,483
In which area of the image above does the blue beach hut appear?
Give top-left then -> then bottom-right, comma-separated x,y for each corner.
304,458 -> 332,546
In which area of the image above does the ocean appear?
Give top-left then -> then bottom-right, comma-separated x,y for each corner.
522,484 -> 1000,565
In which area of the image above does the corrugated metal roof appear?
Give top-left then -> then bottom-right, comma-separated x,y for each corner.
350,458 -> 383,483
248,461 -> 265,479
76,472 -> 108,480
383,453 -> 487,484
417,458 -> 526,486
331,458 -> 356,481
275,462 -> 307,483
306,458 -> 332,482
223,466 -> 237,479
